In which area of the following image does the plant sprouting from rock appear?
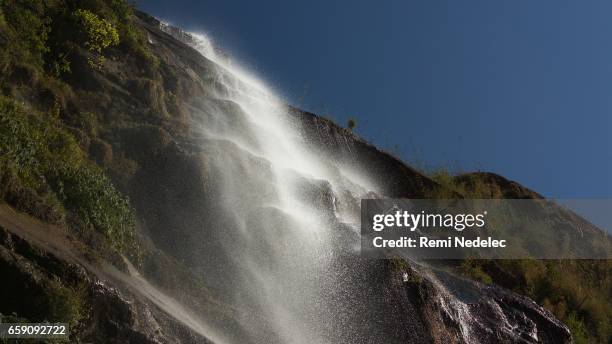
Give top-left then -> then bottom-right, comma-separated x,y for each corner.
73,9 -> 119,68
347,118 -> 357,131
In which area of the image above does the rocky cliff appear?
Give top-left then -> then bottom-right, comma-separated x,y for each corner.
0,2 -> 607,343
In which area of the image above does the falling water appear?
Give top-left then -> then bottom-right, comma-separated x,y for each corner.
108,258 -> 233,344
154,23 -> 395,344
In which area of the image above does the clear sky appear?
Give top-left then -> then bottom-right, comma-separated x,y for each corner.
138,0 -> 612,198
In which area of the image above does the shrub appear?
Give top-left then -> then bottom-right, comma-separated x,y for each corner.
458,260 -> 493,284
0,0 -> 148,78
0,0 -> 51,67
73,9 -> 119,68
564,312 -> 589,344
0,96 -> 137,257
347,118 -> 357,130
42,279 -> 84,326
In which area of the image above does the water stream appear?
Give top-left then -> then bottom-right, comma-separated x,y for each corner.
162,27 -> 378,343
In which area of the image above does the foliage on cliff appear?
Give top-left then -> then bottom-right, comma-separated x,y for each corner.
0,96 -> 137,256
73,8 -> 119,68
430,171 -> 612,344
0,0 -> 145,258
0,0 -> 147,77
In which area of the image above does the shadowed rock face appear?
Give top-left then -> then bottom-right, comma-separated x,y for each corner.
0,8 -> 577,344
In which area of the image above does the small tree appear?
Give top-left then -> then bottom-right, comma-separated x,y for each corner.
73,9 -> 119,68
347,118 -> 357,130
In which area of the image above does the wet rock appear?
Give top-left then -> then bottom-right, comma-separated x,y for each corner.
394,263 -> 572,344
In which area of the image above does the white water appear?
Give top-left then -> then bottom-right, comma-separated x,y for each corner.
107,258 -> 233,344
155,27 -> 380,343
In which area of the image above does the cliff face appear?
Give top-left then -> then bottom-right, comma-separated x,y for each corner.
0,4 -> 589,343
0,206 -> 213,344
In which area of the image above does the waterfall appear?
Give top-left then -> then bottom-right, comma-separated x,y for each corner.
155,26 -> 382,343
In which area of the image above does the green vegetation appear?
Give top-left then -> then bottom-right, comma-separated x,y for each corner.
0,0 -> 148,77
0,0 -> 152,260
73,9 -> 119,68
347,118 -> 357,131
457,260 -> 493,284
0,1 -> 48,66
428,170 -> 503,199
428,170 -> 612,343
0,0 -> 208,339
40,279 -> 85,326
0,96 -> 138,256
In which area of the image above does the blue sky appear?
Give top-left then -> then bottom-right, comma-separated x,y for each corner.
139,0 -> 612,198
